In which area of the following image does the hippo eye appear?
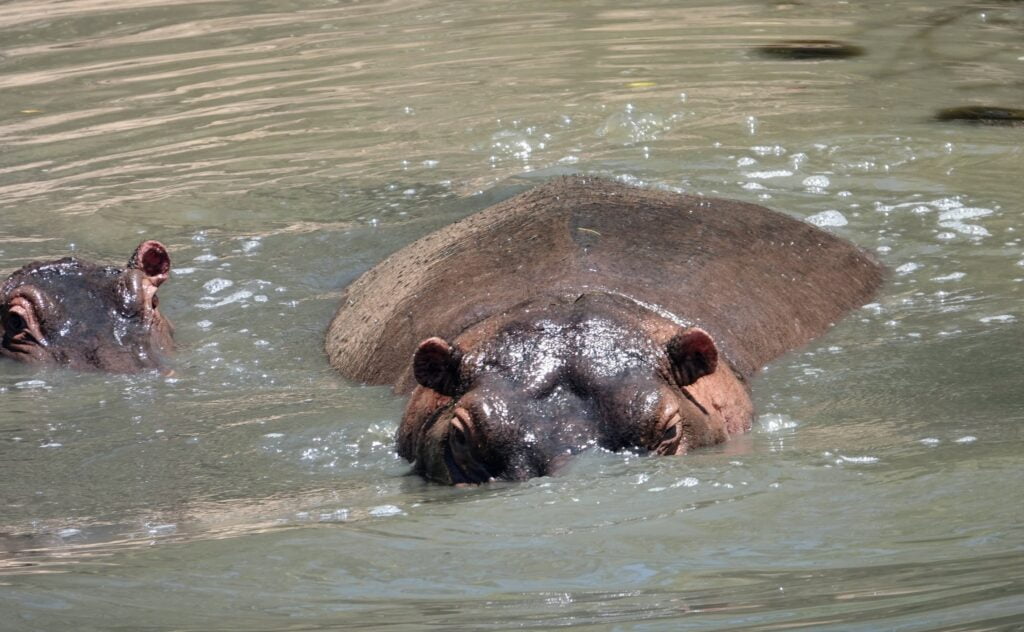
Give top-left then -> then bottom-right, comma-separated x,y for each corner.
655,413 -> 683,455
450,408 -> 472,446
151,294 -> 160,309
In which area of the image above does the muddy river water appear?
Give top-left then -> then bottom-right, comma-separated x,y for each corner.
0,0 -> 1022,629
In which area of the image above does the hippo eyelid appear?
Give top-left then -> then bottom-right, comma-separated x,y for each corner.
655,411 -> 684,455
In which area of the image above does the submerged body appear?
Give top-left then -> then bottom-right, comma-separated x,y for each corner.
0,241 -> 173,372
326,177 -> 883,484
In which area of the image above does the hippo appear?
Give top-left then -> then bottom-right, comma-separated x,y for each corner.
0,240 -> 173,372
326,177 -> 883,484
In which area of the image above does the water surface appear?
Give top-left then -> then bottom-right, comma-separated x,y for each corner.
1,1 -> 1022,630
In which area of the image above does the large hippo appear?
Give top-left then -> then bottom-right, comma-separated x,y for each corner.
0,241 -> 173,372
326,177 -> 882,484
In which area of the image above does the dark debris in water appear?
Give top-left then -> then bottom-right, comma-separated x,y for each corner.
934,106 -> 1024,127
754,39 -> 865,61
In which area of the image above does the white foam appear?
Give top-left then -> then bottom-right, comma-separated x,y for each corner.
203,278 -> 233,294
836,455 -> 879,464
198,290 -> 253,309
806,210 -> 848,227
14,380 -> 49,390
745,170 -> 793,179
954,436 -> 977,444
895,262 -> 921,275
939,221 -> 991,237
802,175 -> 830,189
672,476 -> 700,488
759,414 -> 799,432
931,272 -> 965,282
979,314 -> 1016,324
938,207 -> 993,222
369,505 -> 404,517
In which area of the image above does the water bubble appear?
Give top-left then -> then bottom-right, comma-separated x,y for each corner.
806,210 -> 848,227
597,107 -> 667,144
203,278 -> 233,294
369,505 -> 404,517
802,175 -> 831,189
671,477 -> 700,488
895,262 -> 921,275
197,290 -> 254,309
938,207 -> 993,222
759,414 -> 799,432
836,454 -> 879,464
954,436 -> 978,444
745,170 -> 793,179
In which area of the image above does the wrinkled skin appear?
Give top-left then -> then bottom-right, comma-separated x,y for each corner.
398,293 -> 752,484
0,241 -> 174,372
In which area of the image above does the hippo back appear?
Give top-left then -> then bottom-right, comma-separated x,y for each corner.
326,176 -> 883,388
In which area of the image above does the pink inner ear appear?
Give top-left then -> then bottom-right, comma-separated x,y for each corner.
413,337 -> 460,395
679,329 -> 716,364
140,243 -> 170,276
131,241 -> 171,284
668,328 -> 719,386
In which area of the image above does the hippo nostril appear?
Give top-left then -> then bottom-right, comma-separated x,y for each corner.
4,312 -> 26,333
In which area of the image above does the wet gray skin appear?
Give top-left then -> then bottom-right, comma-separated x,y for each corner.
400,294 -> 731,485
0,241 -> 173,372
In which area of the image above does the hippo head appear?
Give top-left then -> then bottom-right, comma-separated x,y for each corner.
397,294 -> 742,484
0,241 -> 174,372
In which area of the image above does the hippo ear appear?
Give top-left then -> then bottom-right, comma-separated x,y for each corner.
413,337 -> 463,396
666,327 -> 718,386
128,240 -> 171,287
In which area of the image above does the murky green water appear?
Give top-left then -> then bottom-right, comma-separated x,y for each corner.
1,0 -> 1022,629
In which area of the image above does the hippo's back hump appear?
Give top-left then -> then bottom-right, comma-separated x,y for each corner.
326,176 -> 883,385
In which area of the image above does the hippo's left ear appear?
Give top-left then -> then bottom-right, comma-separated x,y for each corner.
667,327 -> 718,386
413,337 -> 463,396
127,240 -> 171,287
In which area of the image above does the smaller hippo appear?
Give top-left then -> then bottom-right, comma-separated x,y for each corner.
0,241 -> 173,372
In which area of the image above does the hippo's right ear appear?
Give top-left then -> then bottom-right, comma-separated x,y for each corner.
127,240 -> 171,287
666,327 -> 719,387
413,337 -> 463,396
